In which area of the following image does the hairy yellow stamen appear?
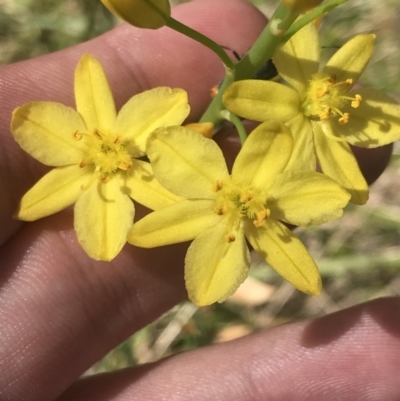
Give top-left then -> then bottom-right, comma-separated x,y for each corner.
72,131 -> 83,140
225,233 -> 236,243
212,180 -> 224,192
253,209 -> 270,227
303,73 -> 362,125
214,180 -> 268,232
338,113 -> 350,125
73,129 -> 132,181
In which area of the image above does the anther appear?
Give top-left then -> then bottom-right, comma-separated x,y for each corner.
72,131 -> 83,140
100,174 -> 110,183
79,160 -> 86,168
253,209 -> 270,227
93,129 -> 102,139
351,94 -> 362,108
320,108 -> 331,120
225,233 -> 236,243
118,161 -> 132,170
338,113 -> 350,124
240,192 -> 253,202
210,86 -> 219,98
215,204 -> 228,215
316,85 -> 328,98
212,180 -> 224,192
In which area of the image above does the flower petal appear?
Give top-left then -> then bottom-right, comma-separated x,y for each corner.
128,199 -> 220,248
11,102 -> 86,166
285,114 -> 316,172
323,34 -> 375,85
185,222 -> 250,306
115,87 -> 190,155
268,171 -> 350,227
223,80 -> 300,122
245,219 -> 321,295
330,88 -> 400,148
314,122 -> 368,205
16,165 -> 92,221
74,54 -> 117,132
232,121 -> 293,189
101,0 -> 170,29
147,127 -> 229,198
121,160 -> 182,210
74,178 -> 134,261
274,23 -> 320,95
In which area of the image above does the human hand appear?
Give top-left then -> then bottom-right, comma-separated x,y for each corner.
0,1 -> 398,400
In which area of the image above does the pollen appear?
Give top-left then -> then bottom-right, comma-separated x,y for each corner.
302,73 -> 362,125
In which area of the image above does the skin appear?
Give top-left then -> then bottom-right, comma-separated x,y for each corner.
0,1 -> 398,400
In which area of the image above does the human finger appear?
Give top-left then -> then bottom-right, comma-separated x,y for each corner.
57,297 -> 400,401
0,1 -> 268,401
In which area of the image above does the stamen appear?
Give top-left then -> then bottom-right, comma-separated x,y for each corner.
100,174 -> 110,183
118,161 -> 132,170
338,113 -> 350,125
316,85 -> 328,98
303,72 -> 362,124
215,204 -> 228,215
225,233 -> 236,243
79,160 -> 86,168
72,131 -> 83,140
253,209 -> 270,227
351,94 -> 362,108
210,85 -> 219,98
240,192 -> 253,202
319,108 -> 331,120
93,129 -> 102,139
212,180 -> 224,192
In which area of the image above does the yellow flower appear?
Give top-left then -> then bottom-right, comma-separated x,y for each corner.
101,0 -> 170,29
11,54 -> 188,261
128,122 -> 350,306
223,24 -> 400,205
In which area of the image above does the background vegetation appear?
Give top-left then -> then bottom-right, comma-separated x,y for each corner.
1,0 -> 399,373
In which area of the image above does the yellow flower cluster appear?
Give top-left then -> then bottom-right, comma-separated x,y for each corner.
12,55 -> 187,261
10,20 -> 400,306
223,23 -> 400,205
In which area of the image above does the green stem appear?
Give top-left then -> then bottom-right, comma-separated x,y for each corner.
283,0 -> 349,42
200,3 -> 297,126
166,17 -> 235,70
235,3 -> 297,80
199,0 -> 348,128
220,110 -> 248,144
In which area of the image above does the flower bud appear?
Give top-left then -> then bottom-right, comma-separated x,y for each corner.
101,0 -> 171,29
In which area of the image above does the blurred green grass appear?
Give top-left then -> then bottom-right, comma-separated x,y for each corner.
1,0 -> 400,374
